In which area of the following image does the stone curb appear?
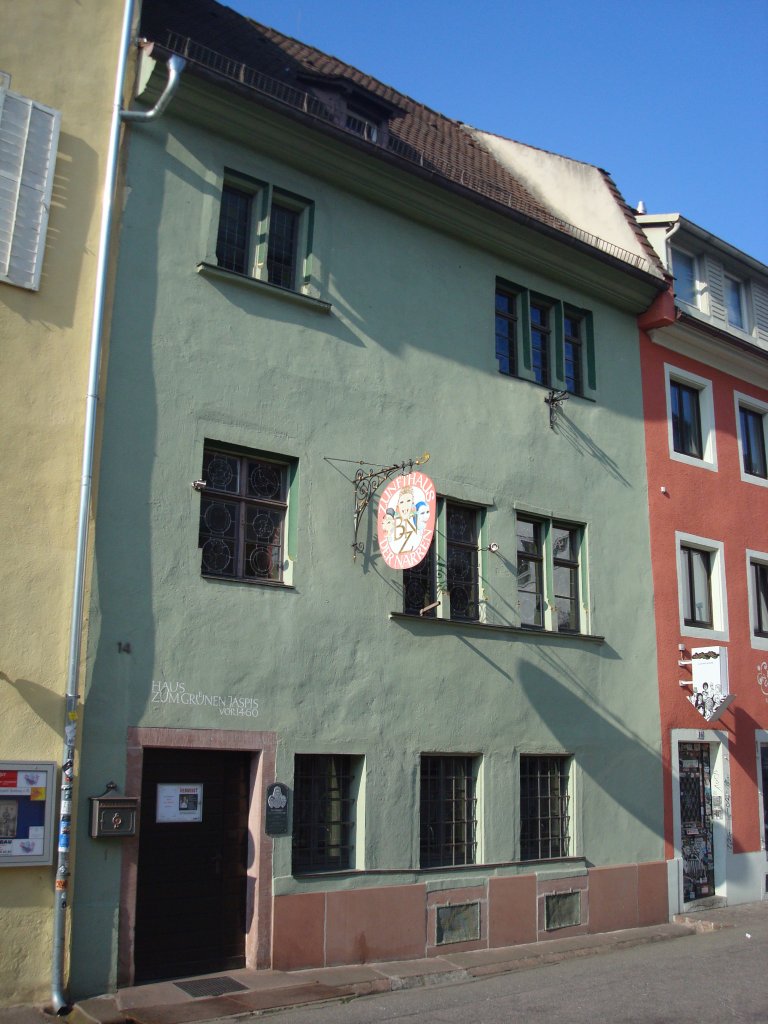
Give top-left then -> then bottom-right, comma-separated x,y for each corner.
37,922 -> 699,1024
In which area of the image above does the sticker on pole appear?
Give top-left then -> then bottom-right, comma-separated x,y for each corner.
377,472 -> 436,570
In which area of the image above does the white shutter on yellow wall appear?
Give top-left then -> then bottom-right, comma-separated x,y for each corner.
0,85 -> 61,291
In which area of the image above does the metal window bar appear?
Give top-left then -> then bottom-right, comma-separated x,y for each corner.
403,539 -> 436,615
292,754 -> 354,872
520,755 -> 570,861
446,503 -> 479,621
161,32 -> 651,275
420,755 -> 477,868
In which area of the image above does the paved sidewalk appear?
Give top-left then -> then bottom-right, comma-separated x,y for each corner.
2,902 -> 765,1024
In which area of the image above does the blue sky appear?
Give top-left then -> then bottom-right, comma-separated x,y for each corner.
224,0 -> 768,264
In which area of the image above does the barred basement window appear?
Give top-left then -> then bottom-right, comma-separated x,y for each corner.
292,754 -> 356,873
198,445 -> 289,583
420,755 -> 477,868
520,755 -> 570,861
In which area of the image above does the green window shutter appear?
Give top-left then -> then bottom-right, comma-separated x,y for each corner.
753,282 -> 768,346
554,300 -> 564,384
585,313 -> 596,393
0,87 -> 61,291
519,289 -> 531,371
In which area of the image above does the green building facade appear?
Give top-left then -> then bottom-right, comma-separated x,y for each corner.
71,0 -> 669,996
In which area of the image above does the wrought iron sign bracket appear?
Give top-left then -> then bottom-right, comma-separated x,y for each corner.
545,389 -> 569,429
352,452 -> 430,560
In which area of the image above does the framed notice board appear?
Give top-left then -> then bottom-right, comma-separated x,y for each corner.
0,761 -> 56,866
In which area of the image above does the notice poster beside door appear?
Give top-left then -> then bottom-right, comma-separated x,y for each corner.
156,783 -> 203,823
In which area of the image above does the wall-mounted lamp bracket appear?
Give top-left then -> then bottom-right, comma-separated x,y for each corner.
545,389 -> 569,429
351,452 -> 430,560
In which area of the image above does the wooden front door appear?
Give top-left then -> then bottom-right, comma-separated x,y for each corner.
134,748 -> 251,983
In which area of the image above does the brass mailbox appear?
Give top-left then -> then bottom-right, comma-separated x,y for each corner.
89,791 -> 139,838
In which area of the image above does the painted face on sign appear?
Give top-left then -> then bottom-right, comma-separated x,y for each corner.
397,488 -> 415,521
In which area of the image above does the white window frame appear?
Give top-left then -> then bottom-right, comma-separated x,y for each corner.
670,729 -> 730,909
676,531 -> 729,642
734,391 -> 768,488
0,79 -> 61,291
724,274 -> 747,331
670,246 -> 703,311
746,549 -> 768,651
665,364 -> 718,472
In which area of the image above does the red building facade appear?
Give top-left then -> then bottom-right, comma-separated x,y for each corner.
639,213 -> 768,909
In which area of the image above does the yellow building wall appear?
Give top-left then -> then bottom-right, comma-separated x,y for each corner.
0,0 -> 128,1006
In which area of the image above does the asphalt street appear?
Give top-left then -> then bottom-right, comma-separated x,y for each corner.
260,907 -> 768,1024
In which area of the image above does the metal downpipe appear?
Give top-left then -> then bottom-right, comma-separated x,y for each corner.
50,0 -> 137,1005
50,1 -> 186,1000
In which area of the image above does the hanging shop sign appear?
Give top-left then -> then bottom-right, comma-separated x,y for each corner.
156,783 -> 203,823
265,782 -> 289,836
0,762 -> 56,867
377,471 -> 436,570
687,646 -> 735,722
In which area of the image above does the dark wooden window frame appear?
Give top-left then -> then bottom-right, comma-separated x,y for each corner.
402,499 -> 481,622
198,444 -> 290,585
752,560 -> 768,638
740,405 -> 768,479
681,544 -> 713,628
670,379 -> 704,459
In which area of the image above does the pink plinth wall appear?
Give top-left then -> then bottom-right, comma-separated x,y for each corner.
271,862 -> 669,970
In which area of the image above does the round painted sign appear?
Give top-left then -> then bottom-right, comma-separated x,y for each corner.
377,471 -> 436,570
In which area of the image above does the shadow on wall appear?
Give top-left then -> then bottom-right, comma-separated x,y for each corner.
0,671 -> 65,735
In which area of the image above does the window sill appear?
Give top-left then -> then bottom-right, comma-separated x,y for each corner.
197,262 -> 332,313
201,573 -> 295,591
390,612 -> 604,645
497,370 -> 596,403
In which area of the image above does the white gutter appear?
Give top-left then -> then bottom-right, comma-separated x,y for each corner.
51,0 -> 184,1009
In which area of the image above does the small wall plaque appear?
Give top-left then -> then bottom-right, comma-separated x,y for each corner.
265,782 -> 289,836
